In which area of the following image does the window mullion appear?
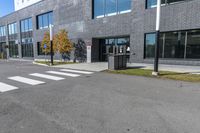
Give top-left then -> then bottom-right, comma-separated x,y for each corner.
184,31 -> 187,59
162,33 -> 165,58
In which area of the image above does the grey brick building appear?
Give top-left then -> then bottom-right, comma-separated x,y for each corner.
0,0 -> 200,65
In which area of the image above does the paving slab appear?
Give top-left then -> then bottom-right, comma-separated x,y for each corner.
128,63 -> 200,73
53,62 -> 108,72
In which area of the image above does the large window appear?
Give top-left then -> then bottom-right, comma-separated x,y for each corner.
146,0 -> 157,9
164,32 -> 185,58
186,30 -> 200,59
145,29 -> 200,59
118,0 -> 132,14
9,41 -> 19,58
146,0 -> 185,9
8,23 -> 17,35
21,38 -> 33,57
94,0 -> 104,18
37,42 -> 45,55
93,0 -> 131,18
106,0 -> 117,16
0,26 -> 6,37
145,33 -> 156,58
37,12 -> 53,29
20,18 -> 32,32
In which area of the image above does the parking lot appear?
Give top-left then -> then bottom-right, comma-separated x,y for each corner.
0,60 -> 200,133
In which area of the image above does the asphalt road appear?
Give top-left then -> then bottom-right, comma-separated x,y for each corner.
0,60 -> 200,133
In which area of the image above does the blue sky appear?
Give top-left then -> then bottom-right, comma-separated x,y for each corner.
0,0 -> 14,17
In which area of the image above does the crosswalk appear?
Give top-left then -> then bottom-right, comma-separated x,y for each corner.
0,82 -> 18,93
0,69 -> 94,93
30,73 -> 65,81
46,71 -> 80,77
8,76 -> 46,85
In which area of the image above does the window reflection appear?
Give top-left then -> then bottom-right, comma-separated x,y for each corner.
8,23 -> 17,35
20,18 -> 32,32
37,12 -> 53,29
186,30 -> 200,59
93,0 -> 131,18
145,29 -> 200,59
146,0 -> 185,9
0,26 -> 6,37
106,0 -> 117,16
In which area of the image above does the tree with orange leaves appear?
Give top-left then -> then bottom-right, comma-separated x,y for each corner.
41,29 -> 73,60
53,29 -> 73,60
41,32 -> 57,54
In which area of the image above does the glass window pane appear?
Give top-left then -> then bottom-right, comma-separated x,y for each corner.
21,21 -> 24,32
117,38 -> 129,45
38,15 -> 43,29
167,0 -> 184,4
14,23 -> 17,34
37,12 -> 53,29
118,0 -> 131,14
11,24 -> 13,34
43,14 -> 48,28
145,33 -> 156,58
48,12 -> 53,26
8,25 -> 11,35
146,0 -> 157,9
0,27 -> 2,36
186,30 -> 200,59
146,0 -> 166,9
106,0 -> 117,16
94,0 -> 104,18
3,27 -> 5,36
9,41 -> 19,58
25,19 -> 29,32
108,38 -> 115,45
29,18 -> 32,31
164,31 -> 185,58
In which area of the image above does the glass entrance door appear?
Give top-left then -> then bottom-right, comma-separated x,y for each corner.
99,37 -> 130,62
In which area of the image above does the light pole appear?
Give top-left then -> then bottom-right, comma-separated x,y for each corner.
49,24 -> 54,66
152,0 -> 161,76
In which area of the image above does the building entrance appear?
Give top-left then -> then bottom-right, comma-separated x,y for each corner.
99,37 -> 130,62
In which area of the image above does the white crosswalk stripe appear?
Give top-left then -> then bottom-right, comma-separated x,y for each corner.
60,69 -> 93,74
8,76 -> 45,85
30,73 -> 65,81
46,71 -> 80,77
0,82 -> 19,92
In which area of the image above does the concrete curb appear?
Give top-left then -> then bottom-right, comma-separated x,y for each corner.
32,61 -> 49,67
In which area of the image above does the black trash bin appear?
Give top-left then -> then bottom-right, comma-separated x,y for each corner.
108,54 -> 127,70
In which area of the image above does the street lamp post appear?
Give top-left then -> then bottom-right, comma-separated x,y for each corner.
50,24 -> 54,66
152,0 -> 161,76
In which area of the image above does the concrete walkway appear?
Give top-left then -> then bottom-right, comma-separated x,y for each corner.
54,62 -> 200,73
128,63 -> 200,73
53,62 -> 108,72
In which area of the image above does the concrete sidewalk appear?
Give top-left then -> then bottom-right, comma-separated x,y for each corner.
53,62 -> 108,72
128,63 -> 200,73
53,62 -> 200,73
